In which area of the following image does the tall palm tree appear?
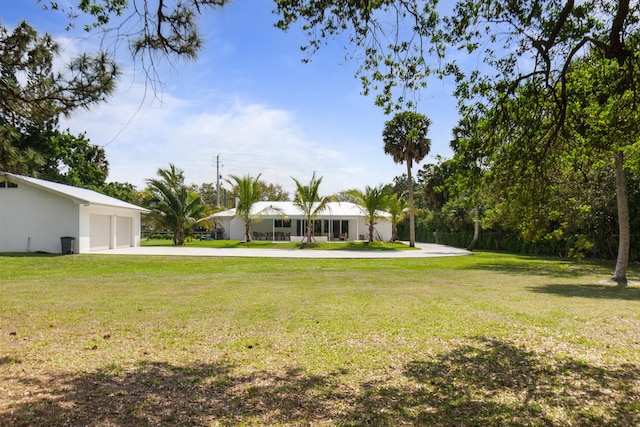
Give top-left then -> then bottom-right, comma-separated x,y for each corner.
226,174 -> 264,242
386,192 -> 409,242
346,185 -> 391,243
291,172 -> 332,243
144,164 -> 206,246
383,111 -> 432,247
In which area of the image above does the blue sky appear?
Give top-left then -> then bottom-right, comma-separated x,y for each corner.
4,1 -> 460,196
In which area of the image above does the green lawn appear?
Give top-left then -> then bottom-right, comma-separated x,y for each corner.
142,238 -> 418,250
1,252 -> 638,425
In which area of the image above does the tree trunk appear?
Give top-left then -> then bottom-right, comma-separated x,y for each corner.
612,151 -> 629,285
174,229 -> 184,246
306,222 -> 314,243
244,221 -> 252,242
368,222 -> 374,243
467,202 -> 480,251
406,159 -> 416,248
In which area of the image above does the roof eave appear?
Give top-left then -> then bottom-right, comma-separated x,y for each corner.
6,173 -> 93,205
89,202 -> 150,213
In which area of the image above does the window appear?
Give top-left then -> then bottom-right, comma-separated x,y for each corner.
299,220 -> 322,235
331,220 -> 349,238
274,219 -> 291,228
0,181 -> 17,188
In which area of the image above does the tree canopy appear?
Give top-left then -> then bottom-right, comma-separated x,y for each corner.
386,192 -> 409,242
226,173 -> 264,242
274,0 -> 640,283
346,184 -> 392,243
144,164 -> 206,245
0,20 -> 118,186
383,111 -> 431,248
0,20 -> 118,124
36,0 -> 228,83
291,172 -> 332,243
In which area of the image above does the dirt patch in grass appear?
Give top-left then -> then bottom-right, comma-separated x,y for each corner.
1,338 -> 638,426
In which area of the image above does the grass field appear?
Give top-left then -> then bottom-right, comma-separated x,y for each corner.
141,238 -> 418,251
1,251 -> 639,426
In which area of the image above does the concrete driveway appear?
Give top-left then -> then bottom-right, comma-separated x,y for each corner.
95,242 -> 471,259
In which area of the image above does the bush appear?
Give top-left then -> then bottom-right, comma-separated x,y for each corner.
298,242 -> 320,249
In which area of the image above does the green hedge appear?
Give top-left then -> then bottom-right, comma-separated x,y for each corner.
400,225 -> 639,261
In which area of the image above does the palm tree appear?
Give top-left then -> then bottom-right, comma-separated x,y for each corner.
346,185 -> 391,243
383,111 -> 432,247
226,174 -> 263,242
291,172 -> 332,243
144,164 -> 206,246
386,193 -> 409,242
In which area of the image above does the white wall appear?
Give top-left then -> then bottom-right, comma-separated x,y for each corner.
0,183 -> 79,253
0,181 -> 144,254
229,217 -> 248,241
375,220 -> 393,241
351,217 -> 392,241
215,217 -> 232,240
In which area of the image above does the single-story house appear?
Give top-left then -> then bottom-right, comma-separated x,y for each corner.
0,172 -> 149,254
212,201 -> 392,242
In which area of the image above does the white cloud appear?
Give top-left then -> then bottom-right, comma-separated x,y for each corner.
61,79 -> 407,197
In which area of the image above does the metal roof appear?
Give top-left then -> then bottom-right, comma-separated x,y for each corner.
1,172 -> 149,212
213,201 -> 390,219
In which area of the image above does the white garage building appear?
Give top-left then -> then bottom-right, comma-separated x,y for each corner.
0,172 -> 148,254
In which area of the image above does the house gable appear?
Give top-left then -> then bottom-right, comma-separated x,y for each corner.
0,175 -> 79,253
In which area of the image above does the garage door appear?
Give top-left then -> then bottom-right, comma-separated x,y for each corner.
90,214 -> 111,251
116,217 -> 132,248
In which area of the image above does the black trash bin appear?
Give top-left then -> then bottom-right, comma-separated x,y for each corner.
60,236 -> 75,254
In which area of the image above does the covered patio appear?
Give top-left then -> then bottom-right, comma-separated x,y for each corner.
212,201 -> 392,242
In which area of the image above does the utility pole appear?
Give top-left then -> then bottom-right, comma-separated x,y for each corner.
215,154 -> 221,208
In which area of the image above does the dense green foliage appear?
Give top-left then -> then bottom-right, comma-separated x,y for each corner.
257,180 -> 290,201
99,181 -> 142,205
397,153 -> 640,261
0,20 -> 117,183
274,0 -> 640,282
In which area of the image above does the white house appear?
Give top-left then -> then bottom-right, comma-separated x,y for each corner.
212,201 -> 393,242
0,172 -> 149,254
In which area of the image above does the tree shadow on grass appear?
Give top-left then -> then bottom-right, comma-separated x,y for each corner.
0,252 -> 59,258
0,361 -> 348,426
467,258 -> 614,279
529,283 -> 640,300
397,338 -> 639,426
1,339 -> 638,426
